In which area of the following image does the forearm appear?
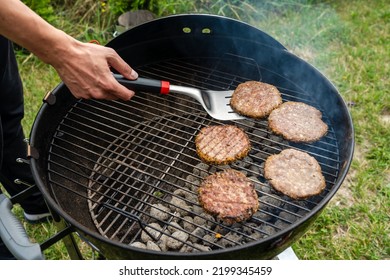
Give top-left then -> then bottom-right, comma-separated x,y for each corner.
0,0 -> 137,100
0,0 -> 74,66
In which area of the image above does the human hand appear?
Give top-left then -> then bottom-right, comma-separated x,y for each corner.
0,0 -> 137,100
50,38 -> 138,100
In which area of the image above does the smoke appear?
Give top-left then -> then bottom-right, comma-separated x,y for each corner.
245,0 -> 347,71
155,0 -> 347,76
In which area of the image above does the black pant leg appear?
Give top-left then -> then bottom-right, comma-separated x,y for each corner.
0,36 -> 48,214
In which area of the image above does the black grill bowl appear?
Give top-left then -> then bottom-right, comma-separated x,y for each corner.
29,14 -> 354,259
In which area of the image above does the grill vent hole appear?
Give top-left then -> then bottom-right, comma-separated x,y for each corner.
182,27 -> 191,33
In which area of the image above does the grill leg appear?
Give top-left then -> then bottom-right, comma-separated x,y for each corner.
52,217 -> 83,260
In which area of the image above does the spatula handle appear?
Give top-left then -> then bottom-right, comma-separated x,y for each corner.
114,74 -> 170,94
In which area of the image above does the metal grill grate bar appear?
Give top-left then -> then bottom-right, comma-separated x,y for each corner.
78,98 -> 340,178
59,100 -> 339,205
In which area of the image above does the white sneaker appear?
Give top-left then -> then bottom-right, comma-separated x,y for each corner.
23,211 -> 52,224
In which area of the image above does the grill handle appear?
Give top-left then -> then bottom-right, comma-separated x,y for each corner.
0,194 -> 44,260
114,74 -> 170,95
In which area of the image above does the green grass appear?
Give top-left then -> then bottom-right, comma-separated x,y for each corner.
269,0 -> 389,259
3,0 -> 388,259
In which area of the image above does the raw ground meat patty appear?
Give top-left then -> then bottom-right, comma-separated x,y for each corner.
195,124 -> 251,165
264,149 -> 326,199
198,169 -> 259,224
268,101 -> 328,143
230,81 -> 282,119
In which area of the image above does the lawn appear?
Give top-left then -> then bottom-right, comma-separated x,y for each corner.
5,0 -> 389,259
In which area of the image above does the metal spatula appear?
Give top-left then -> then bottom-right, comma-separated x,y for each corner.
115,74 -> 245,121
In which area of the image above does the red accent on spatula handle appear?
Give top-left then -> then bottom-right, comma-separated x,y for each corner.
160,81 -> 170,94
115,75 -> 170,94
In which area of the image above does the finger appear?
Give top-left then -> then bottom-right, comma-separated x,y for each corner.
108,76 -> 136,101
106,49 -> 138,80
114,85 -> 136,101
103,94 -> 120,101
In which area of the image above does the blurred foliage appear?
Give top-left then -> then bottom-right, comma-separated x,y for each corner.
21,0 -> 337,25
22,0 -> 56,23
20,0 -> 260,42
22,0 -> 259,22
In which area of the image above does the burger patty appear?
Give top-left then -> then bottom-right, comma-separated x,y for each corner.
230,81 -> 282,119
195,125 -> 251,165
264,149 -> 326,199
268,101 -> 328,143
198,169 -> 259,224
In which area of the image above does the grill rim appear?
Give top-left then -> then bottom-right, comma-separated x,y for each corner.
29,14 -> 354,259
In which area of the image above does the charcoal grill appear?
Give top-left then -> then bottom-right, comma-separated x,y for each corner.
27,14 -> 353,259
